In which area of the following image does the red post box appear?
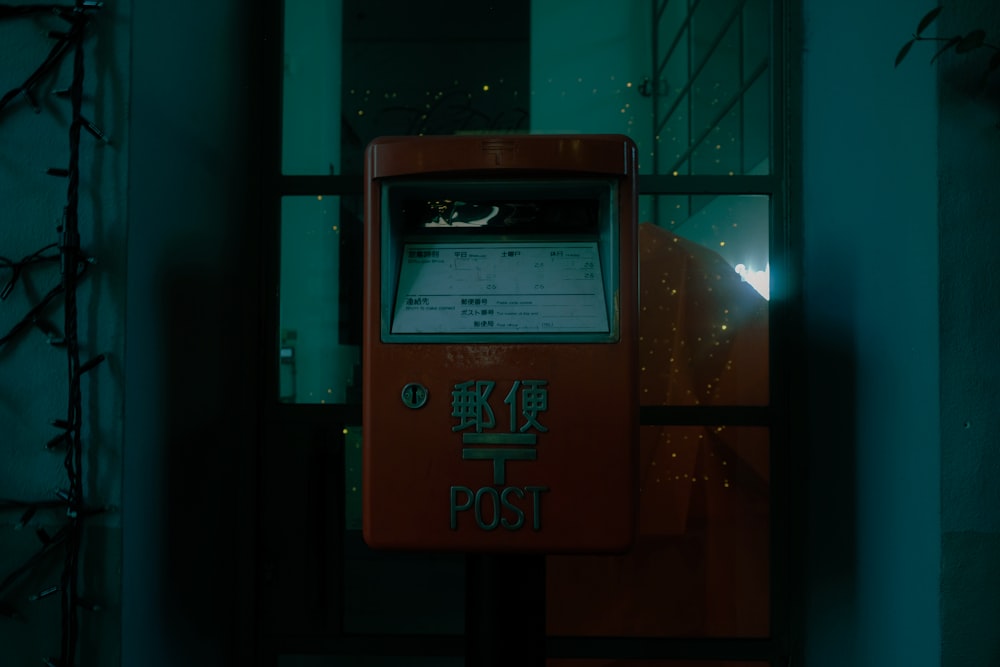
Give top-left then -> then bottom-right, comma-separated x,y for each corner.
363,134 -> 638,552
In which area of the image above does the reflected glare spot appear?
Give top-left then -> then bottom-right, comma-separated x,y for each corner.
734,263 -> 771,300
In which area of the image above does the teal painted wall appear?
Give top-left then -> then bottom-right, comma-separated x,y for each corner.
937,2 -> 1000,665
801,1 -> 941,665
0,4 -> 127,665
123,1 -> 259,665
8,1 -> 1000,665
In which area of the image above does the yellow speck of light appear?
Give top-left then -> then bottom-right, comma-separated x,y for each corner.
357,109 -> 364,116
483,84 -> 490,91
672,170 -> 678,176
343,428 -> 349,435
719,241 -> 726,247
317,195 -> 323,201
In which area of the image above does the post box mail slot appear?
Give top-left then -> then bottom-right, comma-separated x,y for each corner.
363,134 -> 638,552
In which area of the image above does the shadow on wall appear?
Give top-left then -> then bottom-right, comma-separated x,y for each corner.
158,258 -> 255,660
802,331 -> 857,655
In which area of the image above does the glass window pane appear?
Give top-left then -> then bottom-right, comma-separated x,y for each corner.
279,196 -> 362,404
329,0 -> 772,176
660,0 -> 771,175
339,0 -> 530,175
530,1 -> 652,159
689,2 -> 743,175
283,0 -> 343,175
639,196 -> 769,406
547,426 -> 770,638
343,427 -> 466,634
531,0 -> 771,175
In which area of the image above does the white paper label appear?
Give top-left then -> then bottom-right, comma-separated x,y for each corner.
391,242 -> 608,334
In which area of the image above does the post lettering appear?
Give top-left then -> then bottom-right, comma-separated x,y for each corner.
449,484 -> 550,532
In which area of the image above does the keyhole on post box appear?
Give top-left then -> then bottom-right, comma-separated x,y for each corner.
401,382 -> 428,409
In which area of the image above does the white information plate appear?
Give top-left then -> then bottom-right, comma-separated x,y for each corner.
392,241 -> 609,334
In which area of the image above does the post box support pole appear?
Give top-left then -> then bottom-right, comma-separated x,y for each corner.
465,554 -> 546,666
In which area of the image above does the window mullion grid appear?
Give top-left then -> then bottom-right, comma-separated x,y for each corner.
638,153 -> 783,664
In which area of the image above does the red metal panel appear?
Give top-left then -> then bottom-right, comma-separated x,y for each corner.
363,134 -> 638,552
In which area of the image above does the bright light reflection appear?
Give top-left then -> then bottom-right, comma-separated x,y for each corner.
734,263 -> 770,300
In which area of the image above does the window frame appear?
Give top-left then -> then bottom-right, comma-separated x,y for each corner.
256,0 -> 799,664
